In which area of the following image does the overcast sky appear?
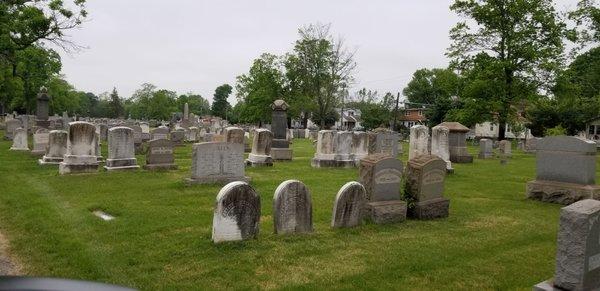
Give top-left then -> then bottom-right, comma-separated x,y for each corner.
58,0 -> 579,105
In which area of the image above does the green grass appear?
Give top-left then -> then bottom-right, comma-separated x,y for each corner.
0,132 -> 586,290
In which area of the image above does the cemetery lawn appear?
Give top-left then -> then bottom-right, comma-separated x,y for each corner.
0,132 -> 585,290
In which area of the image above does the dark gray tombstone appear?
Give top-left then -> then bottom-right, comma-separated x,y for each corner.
478,138 -> 493,159
526,136 -> 600,204
170,129 -> 185,146
35,87 -> 51,129
331,182 -> 366,228
5,119 -> 21,140
186,142 -> 249,185
271,99 -> 292,160
438,122 -> 473,163
405,155 -> 450,219
151,127 -> 169,140
144,139 -> 177,170
212,181 -> 261,243
273,180 -> 313,234
534,199 -> 600,291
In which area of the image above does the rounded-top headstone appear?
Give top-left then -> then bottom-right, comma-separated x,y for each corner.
67,121 -> 98,156
273,180 -> 313,234
331,181 -> 366,228
212,181 -> 261,243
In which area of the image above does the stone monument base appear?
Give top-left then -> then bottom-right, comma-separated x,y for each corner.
450,155 -> 473,163
59,163 -> 99,174
104,158 -> 139,171
30,149 -> 46,157
185,176 -> 250,185
271,148 -> 292,161
409,197 -> 450,219
143,163 -> 178,170
38,156 -> 63,165
245,154 -> 273,167
365,201 -> 407,224
533,280 -> 560,291
526,180 -> 600,205
311,158 -> 356,168
9,146 -> 29,151
478,153 -> 493,159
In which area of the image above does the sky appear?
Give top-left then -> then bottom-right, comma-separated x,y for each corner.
57,0 -> 580,105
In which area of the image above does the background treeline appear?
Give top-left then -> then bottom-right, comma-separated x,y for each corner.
1,0 -> 599,137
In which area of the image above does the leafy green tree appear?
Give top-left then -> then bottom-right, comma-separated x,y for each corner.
447,0 -> 567,139
211,84 -> 232,119
285,23 -> 356,129
569,0 -> 600,49
236,53 -> 285,125
46,76 -> 80,115
346,89 -> 394,130
148,89 -> 177,120
402,68 -> 461,126
177,93 -> 210,117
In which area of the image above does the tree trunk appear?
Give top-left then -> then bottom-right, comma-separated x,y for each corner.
498,121 -> 506,141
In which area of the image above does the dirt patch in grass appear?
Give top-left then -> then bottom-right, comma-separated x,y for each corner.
0,229 -> 23,275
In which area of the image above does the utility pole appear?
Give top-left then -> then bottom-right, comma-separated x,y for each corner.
392,92 -> 400,131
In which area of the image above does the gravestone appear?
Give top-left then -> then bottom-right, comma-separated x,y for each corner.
39,130 -> 68,165
498,140 -> 512,158
59,121 -> 100,174
246,129 -> 273,167
331,182 -> 366,228
478,138 -> 493,159
525,137 -> 540,153
270,99 -> 293,160
527,136 -> 600,204
186,142 -> 249,185
273,180 -> 313,234
5,119 -> 21,140
353,132 -> 369,163
334,131 -> 356,167
144,139 -> 178,170
139,122 -> 151,141
534,199 -> 600,291
212,181 -> 261,243
99,124 -> 109,141
438,122 -> 473,163
405,155 -> 450,219
151,127 -> 169,140
185,127 -> 198,142
311,130 -> 337,167
129,125 -> 143,154
408,125 -> 429,160
170,129 -> 185,146
31,128 -> 50,156
35,87 -> 51,129
368,130 -> 400,158
203,133 -> 214,142
225,127 -> 244,144
105,126 -> 139,171
359,154 -> 407,224
431,125 -> 453,173
10,128 -> 29,151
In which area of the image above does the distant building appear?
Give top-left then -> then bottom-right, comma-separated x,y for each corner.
584,117 -> 600,141
398,108 -> 427,128
334,108 -> 362,130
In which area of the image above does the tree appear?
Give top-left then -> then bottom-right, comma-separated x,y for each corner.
177,93 -> 210,117
285,23 -> 356,129
403,68 -> 461,126
447,0 -> 567,140
236,53 -> 285,125
569,0 -> 600,49
211,84 -> 232,119
108,88 -> 124,118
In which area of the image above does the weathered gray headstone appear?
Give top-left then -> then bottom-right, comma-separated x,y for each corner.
271,99 -> 293,160
368,131 -> 400,158
359,154 -> 407,224
438,122 -> 473,163
352,132 -> 369,163
527,136 -> 600,204
59,121 -> 100,174
331,182 -> 366,228
31,128 -> 49,156
151,127 -> 169,140
105,126 -> 139,171
478,138 -> 493,159
334,131 -> 355,166
405,155 -> 450,219
38,130 -> 68,165
498,140 -> 512,158
5,119 -> 21,140
170,129 -> 185,146
534,199 -> 600,291
10,128 -> 29,151
431,125 -> 453,173
273,180 -> 313,234
35,87 -> 51,129
186,142 -> 249,185
246,129 -> 273,167
212,181 -> 261,243
225,127 -> 244,144
408,125 -> 429,160
525,137 -> 540,153
144,139 -> 178,170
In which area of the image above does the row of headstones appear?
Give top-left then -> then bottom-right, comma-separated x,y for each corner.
311,130 -> 401,168
212,159 -> 450,243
